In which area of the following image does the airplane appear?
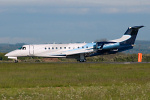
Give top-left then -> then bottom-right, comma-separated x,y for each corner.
5,26 -> 144,63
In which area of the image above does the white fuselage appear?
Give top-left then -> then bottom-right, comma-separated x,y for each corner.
5,43 -> 96,59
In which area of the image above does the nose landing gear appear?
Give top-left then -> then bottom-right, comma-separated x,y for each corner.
15,60 -> 18,63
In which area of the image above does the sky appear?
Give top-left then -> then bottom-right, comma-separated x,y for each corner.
0,0 -> 150,44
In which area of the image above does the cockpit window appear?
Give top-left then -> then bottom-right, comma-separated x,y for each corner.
18,47 -> 22,50
18,46 -> 26,50
22,47 -> 26,50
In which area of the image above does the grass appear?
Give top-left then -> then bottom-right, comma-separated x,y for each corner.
0,63 -> 150,99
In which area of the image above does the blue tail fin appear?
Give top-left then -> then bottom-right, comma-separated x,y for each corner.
122,26 -> 144,45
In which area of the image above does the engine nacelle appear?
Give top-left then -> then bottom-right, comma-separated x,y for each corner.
96,42 -> 118,50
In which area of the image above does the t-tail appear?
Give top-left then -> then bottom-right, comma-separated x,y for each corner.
117,26 -> 144,52
92,26 -> 144,56
121,26 -> 144,45
109,26 -> 144,45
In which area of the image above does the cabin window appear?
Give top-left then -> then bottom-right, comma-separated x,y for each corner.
64,47 -> 66,49
60,47 -> 62,49
82,46 -> 84,48
78,47 -> 80,49
56,47 -> 58,49
45,47 -> 47,50
86,46 -> 88,48
52,47 -> 54,49
48,47 -> 50,50
69,47 -> 71,49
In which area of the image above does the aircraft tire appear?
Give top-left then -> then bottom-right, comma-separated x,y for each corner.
15,60 -> 18,63
79,59 -> 86,62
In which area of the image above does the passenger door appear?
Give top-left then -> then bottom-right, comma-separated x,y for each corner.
29,45 -> 34,55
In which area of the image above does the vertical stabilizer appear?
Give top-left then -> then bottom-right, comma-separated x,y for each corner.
122,26 -> 144,45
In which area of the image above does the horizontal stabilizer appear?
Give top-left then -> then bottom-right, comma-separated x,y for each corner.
130,26 -> 144,29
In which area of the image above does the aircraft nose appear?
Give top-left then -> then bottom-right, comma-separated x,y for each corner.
5,52 -> 11,57
5,50 -> 17,57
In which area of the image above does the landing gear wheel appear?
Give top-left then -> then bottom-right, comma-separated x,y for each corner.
79,59 -> 86,62
15,60 -> 18,63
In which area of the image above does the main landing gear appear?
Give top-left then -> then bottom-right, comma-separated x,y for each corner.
77,54 -> 86,62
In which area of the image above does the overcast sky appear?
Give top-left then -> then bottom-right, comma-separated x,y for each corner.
0,0 -> 150,44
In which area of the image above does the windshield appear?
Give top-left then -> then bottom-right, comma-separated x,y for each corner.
18,46 -> 26,50
18,47 -> 22,50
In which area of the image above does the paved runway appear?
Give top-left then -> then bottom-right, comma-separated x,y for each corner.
5,62 -> 150,64
1,61 -> 150,64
